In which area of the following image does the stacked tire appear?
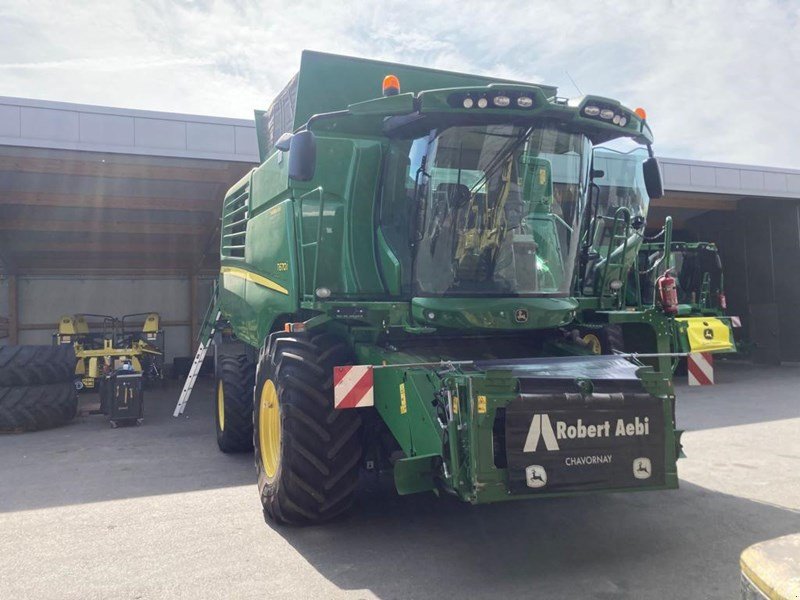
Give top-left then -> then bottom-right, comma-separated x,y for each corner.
0,345 -> 79,432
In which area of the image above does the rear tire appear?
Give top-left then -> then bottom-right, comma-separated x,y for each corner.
0,382 -> 78,432
255,332 -> 363,526
215,353 -> 256,453
0,345 -> 76,386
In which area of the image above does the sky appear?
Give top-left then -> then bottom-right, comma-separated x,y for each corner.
0,0 -> 798,168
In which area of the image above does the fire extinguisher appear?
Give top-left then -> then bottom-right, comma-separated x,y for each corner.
718,291 -> 727,311
657,270 -> 678,315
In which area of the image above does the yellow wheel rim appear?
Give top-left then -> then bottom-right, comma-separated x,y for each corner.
582,333 -> 602,355
217,380 -> 225,431
259,379 -> 281,480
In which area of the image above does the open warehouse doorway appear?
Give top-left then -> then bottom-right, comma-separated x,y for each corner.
649,159 -> 800,364
0,96 -> 259,371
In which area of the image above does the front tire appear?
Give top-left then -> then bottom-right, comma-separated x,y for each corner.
255,332 -> 363,525
215,353 -> 255,453
578,324 -> 625,355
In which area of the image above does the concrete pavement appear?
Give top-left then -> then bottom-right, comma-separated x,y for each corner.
0,362 -> 798,599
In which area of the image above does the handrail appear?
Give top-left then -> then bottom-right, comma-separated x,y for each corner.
197,280 -> 218,345
297,187 -> 325,299
599,206 -> 631,308
647,216 -> 673,308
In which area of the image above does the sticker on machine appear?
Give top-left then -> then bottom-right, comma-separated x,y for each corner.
525,465 -> 547,488
333,365 -> 374,409
633,457 -> 652,480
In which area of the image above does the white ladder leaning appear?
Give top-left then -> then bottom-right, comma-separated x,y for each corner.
173,311 -> 221,417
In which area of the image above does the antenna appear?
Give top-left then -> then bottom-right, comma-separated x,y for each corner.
565,70 -> 583,96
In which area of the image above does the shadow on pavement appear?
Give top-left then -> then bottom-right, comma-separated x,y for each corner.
271,476 -> 800,599
0,378 -> 255,513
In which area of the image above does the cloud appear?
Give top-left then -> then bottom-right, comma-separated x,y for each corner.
0,0 -> 798,167
0,56 -> 213,71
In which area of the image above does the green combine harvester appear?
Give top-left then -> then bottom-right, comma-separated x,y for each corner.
639,241 -> 727,316
569,144 -> 736,364
568,144 -> 675,367
198,51 -> 686,525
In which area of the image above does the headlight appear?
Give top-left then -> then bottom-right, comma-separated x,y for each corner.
517,96 -> 533,108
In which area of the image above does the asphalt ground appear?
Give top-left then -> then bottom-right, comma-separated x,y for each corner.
0,361 -> 798,599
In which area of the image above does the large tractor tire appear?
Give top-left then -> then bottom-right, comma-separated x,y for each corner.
215,353 -> 256,453
255,332 -> 363,525
0,382 -> 78,432
0,345 -> 76,387
578,324 -> 625,355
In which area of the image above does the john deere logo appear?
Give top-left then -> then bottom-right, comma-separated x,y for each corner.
633,457 -> 652,480
515,309 -> 529,323
703,327 -> 714,340
525,465 -> 547,488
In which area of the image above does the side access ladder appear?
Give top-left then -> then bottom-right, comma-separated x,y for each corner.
173,285 -> 220,417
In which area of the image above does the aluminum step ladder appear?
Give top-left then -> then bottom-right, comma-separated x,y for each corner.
173,309 -> 220,417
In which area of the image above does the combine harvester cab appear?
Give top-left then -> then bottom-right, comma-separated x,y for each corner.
188,51 -> 684,524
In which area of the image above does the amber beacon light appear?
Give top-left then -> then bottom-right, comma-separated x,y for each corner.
382,74 -> 400,96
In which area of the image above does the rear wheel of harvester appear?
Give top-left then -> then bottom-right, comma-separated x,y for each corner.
255,333 -> 363,525
0,345 -> 76,387
578,325 -> 625,355
0,382 -> 78,432
215,353 -> 256,453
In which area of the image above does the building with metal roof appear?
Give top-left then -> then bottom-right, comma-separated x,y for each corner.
1,96 -> 798,362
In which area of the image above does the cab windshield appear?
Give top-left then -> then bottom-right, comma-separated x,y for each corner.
590,142 -> 651,247
381,124 -> 591,296
580,142 -> 652,296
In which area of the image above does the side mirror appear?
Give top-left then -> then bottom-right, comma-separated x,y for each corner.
274,132 -> 293,152
288,131 -> 316,182
642,157 -> 664,199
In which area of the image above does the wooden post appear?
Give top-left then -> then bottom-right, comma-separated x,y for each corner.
189,273 -> 197,352
8,274 -> 18,345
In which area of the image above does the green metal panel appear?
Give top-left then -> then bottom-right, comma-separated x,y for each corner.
411,297 -> 577,330
250,150 -> 290,213
245,200 -> 299,344
293,136 -> 387,298
292,51 -> 557,131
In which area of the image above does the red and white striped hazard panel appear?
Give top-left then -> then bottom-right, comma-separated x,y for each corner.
688,352 -> 714,386
333,365 -> 374,409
